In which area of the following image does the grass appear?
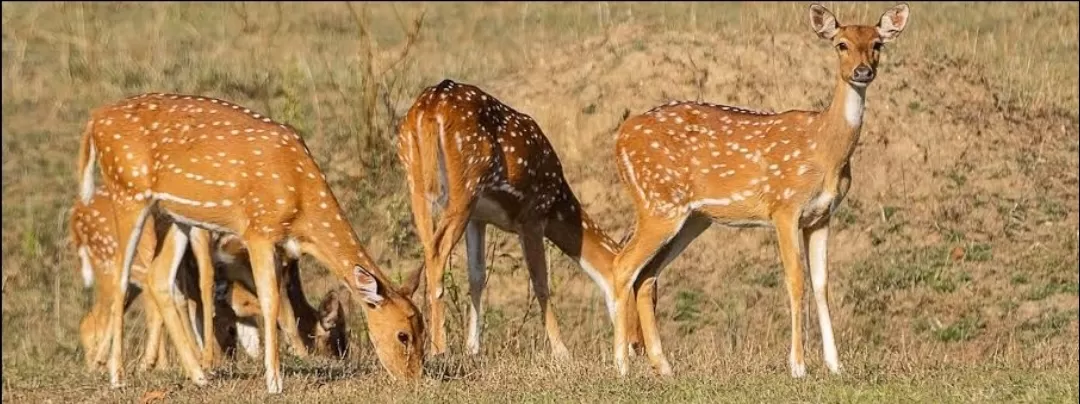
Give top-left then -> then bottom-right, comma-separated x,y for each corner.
3,2 -> 1079,403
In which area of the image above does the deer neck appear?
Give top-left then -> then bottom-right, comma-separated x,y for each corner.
544,194 -> 620,285
814,80 -> 867,169
294,200 -> 387,289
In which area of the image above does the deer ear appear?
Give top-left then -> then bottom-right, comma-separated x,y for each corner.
353,266 -> 386,307
397,262 -> 424,298
877,3 -> 910,43
809,3 -> 840,40
318,288 -> 347,330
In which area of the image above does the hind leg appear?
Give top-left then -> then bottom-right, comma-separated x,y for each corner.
464,220 -> 487,356
146,224 -> 209,386
106,201 -> 154,388
138,293 -> 166,371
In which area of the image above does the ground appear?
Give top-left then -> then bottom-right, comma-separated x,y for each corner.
2,2 -> 1078,403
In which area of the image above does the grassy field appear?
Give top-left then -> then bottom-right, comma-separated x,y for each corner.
3,2 -> 1078,403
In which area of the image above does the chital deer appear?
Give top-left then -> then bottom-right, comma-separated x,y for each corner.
211,232 -> 352,360
70,189 -> 351,374
397,79 -> 645,358
71,188 -> 204,373
607,3 -> 910,377
75,92 -> 424,393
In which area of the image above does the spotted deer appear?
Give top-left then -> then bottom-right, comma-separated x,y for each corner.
397,79 -> 645,359
75,92 -> 424,393
607,3 -> 910,377
211,232 -> 352,360
70,190 -> 351,374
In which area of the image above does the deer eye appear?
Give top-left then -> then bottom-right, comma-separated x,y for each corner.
835,42 -> 849,51
396,331 -> 410,345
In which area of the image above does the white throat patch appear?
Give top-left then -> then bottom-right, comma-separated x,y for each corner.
845,85 -> 866,128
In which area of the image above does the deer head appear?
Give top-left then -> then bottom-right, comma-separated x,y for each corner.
810,3 -> 910,87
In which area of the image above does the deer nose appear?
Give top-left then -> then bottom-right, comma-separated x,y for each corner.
852,65 -> 875,82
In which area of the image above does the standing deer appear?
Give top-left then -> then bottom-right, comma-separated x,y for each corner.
608,3 -> 910,377
75,92 -> 424,393
397,79 -> 645,359
70,189 -> 351,372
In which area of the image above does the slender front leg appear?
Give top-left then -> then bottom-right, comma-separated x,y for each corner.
805,223 -> 841,374
189,228 -> 222,368
775,213 -> 807,378
519,220 -> 570,361
464,220 -> 487,356
247,238 -> 283,394
611,214 -> 685,377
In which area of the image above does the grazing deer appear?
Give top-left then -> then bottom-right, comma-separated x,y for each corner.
397,79 -> 645,359
607,3 -> 910,377
75,92 -> 424,393
70,190 -> 351,373
211,232 -> 352,360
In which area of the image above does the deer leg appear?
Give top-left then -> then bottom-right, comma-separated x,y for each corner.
171,265 -> 205,361
146,224 -> 209,386
633,214 -> 711,376
275,257 -> 312,359
426,198 -> 475,356
283,256 -> 324,357
611,213 -> 686,377
189,227 -> 223,368
107,202 -> 153,388
82,276 -> 113,371
519,220 -> 570,361
138,293 -> 165,371
247,238 -> 283,394
805,223 -> 841,374
464,220 -> 487,356
155,318 -> 170,371
775,213 -> 808,378
404,162 -> 442,355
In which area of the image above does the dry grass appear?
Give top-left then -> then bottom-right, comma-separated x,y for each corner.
3,2 -> 1078,403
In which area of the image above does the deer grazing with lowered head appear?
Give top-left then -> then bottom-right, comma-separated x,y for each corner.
607,3 -> 910,377
397,79 -> 645,359
70,189 -> 351,372
76,92 -> 424,393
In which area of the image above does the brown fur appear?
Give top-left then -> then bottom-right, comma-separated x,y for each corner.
77,93 -> 424,392
70,191 -> 350,373
396,79 -> 646,358
608,3 -> 911,377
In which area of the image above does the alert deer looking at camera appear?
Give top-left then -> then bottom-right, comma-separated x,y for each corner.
608,3 -> 910,377
397,79 -> 646,359
75,92 -> 424,393
70,189 -> 351,374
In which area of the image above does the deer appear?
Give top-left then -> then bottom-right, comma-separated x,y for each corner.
396,79 -> 646,359
210,232 -> 353,360
75,92 -> 424,393
606,3 -> 910,378
70,189 -> 352,374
